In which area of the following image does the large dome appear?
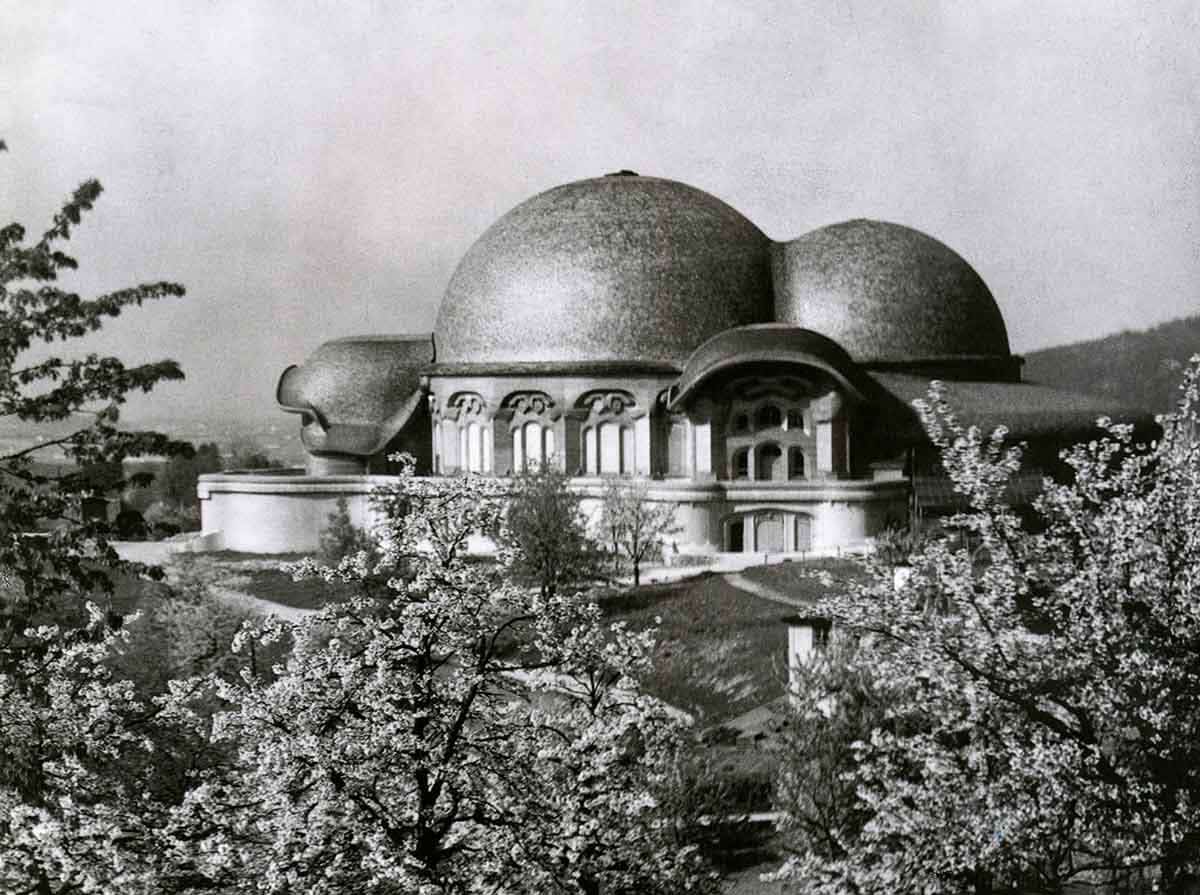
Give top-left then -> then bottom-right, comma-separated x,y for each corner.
772,220 -> 1011,364
434,174 -> 773,367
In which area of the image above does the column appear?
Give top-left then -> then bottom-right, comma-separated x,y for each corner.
492,410 -> 514,475
634,415 -> 651,476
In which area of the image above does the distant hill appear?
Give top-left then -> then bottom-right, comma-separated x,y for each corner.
1022,315 -> 1200,415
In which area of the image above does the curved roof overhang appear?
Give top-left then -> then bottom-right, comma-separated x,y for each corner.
667,324 -> 868,411
277,335 -> 433,458
868,372 -> 1159,444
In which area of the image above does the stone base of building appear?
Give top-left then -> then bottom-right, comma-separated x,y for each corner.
199,470 -> 909,556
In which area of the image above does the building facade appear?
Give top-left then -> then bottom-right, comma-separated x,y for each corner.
199,172 -> 1146,554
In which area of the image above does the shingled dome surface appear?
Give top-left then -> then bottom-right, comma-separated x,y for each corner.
434,174 -> 773,367
772,219 -> 1011,365
277,335 -> 433,457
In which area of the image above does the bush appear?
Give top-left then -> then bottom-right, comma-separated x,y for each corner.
317,496 -> 378,566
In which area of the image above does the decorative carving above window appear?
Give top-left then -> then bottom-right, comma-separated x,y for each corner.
578,390 -> 638,419
502,391 -> 558,420
446,392 -> 487,420
725,375 -> 825,403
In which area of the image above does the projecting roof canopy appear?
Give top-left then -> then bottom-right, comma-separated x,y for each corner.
869,373 -> 1157,443
668,324 -> 868,410
277,335 -> 433,457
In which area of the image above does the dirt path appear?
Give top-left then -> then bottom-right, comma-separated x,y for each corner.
722,572 -> 808,608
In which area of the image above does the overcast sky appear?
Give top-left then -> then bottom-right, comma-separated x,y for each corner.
2,1 -> 1198,422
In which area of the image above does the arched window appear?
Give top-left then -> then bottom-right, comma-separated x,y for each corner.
756,443 -> 782,481
446,393 -> 491,473
463,422 -> 488,474
523,421 -> 543,467
732,447 -> 750,480
756,405 -> 782,430
581,427 -> 595,474
788,447 -> 805,480
512,421 -> 555,471
503,391 -> 557,474
786,408 -> 806,432
599,422 -> 622,474
578,390 -> 638,476
512,427 -> 524,470
732,413 -> 750,434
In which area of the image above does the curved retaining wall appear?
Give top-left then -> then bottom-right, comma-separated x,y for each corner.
198,470 -> 396,554
199,470 -> 907,556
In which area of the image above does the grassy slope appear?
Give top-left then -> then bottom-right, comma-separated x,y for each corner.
598,561 -> 861,724
201,553 -> 866,724
598,574 -> 789,724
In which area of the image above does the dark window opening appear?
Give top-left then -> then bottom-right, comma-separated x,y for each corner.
756,405 -> 782,429
732,448 -> 750,480
756,443 -> 782,481
728,518 -> 744,552
789,447 -> 805,480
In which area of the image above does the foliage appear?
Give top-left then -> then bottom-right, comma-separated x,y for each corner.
157,442 -> 223,508
0,604 -> 167,893
870,523 -> 927,568
0,150 -> 187,623
597,479 -> 681,587
227,436 -> 282,471
774,358 -> 1200,894
767,633 -> 895,889
317,495 -> 379,568
0,151 -> 192,892
165,460 -> 718,893
501,464 -> 602,597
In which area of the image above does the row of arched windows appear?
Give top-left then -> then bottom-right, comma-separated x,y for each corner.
730,403 -> 808,435
581,423 -> 636,475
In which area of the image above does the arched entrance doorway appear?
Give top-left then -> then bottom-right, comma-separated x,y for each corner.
723,510 -> 815,553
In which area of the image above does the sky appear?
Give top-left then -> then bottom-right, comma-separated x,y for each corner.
2,0 -> 1198,423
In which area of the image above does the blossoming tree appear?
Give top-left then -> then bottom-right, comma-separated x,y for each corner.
774,358 -> 1200,894
1,146 -> 189,894
166,461 -> 716,894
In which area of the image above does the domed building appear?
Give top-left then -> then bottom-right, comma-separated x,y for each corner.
199,172 -> 1149,554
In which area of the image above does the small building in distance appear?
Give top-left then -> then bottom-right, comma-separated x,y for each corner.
199,172 -> 1151,554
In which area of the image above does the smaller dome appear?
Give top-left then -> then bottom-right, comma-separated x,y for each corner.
772,220 -> 1011,365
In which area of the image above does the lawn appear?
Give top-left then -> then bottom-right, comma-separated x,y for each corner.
597,573 -> 794,725
737,556 -> 868,600
164,553 -> 364,610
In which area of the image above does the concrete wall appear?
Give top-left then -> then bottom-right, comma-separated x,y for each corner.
198,470 -> 395,554
199,470 -> 908,556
